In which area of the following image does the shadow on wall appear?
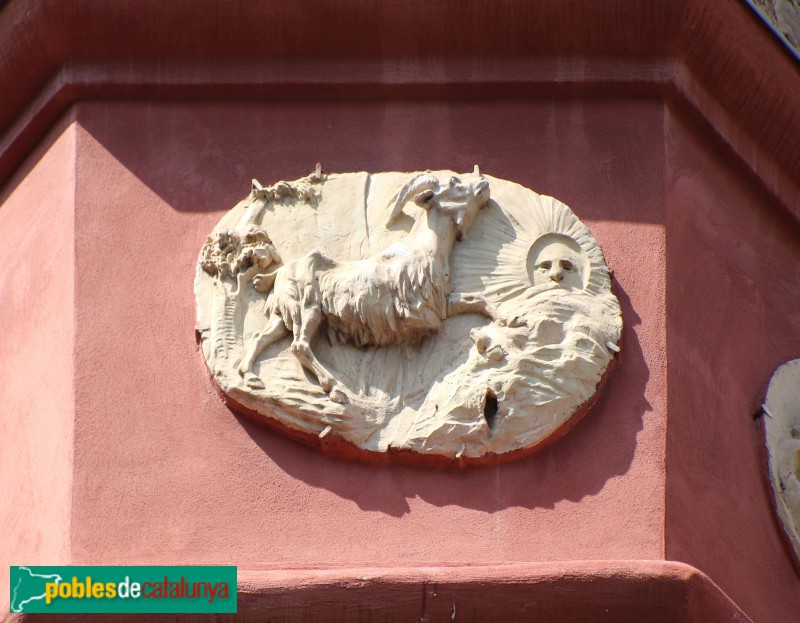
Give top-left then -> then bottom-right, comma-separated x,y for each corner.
236,280 -> 649,517
68,98 -> 664,224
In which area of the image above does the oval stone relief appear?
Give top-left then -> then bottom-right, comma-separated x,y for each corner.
194,168 -> 622,465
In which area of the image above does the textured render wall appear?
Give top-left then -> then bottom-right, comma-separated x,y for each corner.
67,98 -> 666,567
0,120 -> 75,609
665,108 -> 800,622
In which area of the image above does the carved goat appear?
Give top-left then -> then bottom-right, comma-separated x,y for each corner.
238,171 -> 499,401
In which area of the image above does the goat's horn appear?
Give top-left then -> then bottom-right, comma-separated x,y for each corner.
387,173 -> 439,225
473,164 -> 480,176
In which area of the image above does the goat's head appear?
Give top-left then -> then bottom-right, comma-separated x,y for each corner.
387,169 -> 491,240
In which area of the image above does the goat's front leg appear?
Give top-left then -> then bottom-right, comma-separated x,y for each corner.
238,313 -> 290,389
292,286 -> 346,403
447,292 -> 503,323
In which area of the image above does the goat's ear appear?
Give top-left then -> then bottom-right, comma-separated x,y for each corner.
414,189 -> 435,208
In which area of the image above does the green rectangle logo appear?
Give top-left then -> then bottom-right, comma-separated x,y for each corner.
10,565 -> 237,613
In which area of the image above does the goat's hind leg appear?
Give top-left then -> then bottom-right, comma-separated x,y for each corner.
238,313 -> 289,389
291,291 -> 345,402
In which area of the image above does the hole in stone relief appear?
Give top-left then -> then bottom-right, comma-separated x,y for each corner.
483,390 -> 498,434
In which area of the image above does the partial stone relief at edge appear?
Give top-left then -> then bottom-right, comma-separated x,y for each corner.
194,168 -> 622,465
750,0 -> 800,55
763,359 -> 800,561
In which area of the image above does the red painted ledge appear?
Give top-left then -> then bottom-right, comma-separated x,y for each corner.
9,561 -> 750,622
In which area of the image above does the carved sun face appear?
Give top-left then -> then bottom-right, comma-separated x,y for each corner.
531,241 -> 584,289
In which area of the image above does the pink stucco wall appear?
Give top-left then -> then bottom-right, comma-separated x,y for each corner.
665,108 -> 800,622
5,97 -> 799,622
0,118 -> 75,610
1,1 -> 799,620
66,98 -> 666,568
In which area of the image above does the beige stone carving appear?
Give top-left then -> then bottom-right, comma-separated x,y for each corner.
194,169 -> 622,463
763,359 -> 800,560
